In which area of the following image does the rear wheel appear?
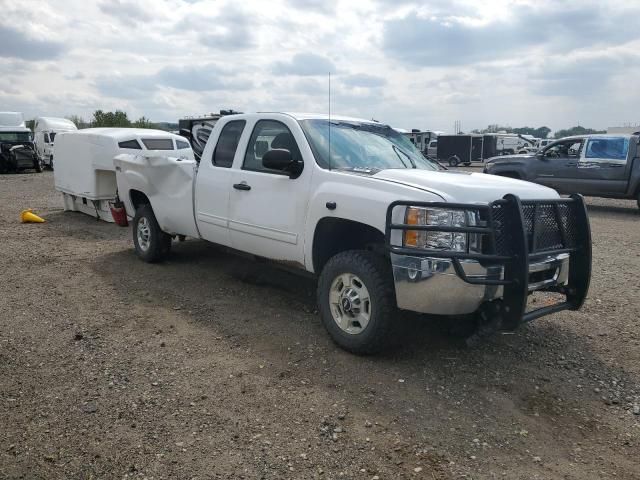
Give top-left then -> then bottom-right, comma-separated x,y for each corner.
132,204 -> 172,263
317,250 -> 396,354
448,156 -> 460,167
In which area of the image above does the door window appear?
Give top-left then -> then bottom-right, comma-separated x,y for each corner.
544,140 -> 583,158
243,120 -> 302,173
212,120 -> 246,168
44,133 -> 50,143
584,137 -> 629,163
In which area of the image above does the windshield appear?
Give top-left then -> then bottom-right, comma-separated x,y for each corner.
299,119 -> 441,173
0,132 -> 32,143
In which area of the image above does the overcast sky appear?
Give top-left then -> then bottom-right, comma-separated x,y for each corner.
1,0 -> 639,133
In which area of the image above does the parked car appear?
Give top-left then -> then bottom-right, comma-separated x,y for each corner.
34,117 -> 78,169
483,134 -> 640,208
114,112 -> 592,354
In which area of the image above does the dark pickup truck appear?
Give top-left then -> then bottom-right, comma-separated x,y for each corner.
483,134 -> 640,208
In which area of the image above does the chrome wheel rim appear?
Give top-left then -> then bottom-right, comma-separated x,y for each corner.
137,217 -> 151,251
329,273 -> 371,335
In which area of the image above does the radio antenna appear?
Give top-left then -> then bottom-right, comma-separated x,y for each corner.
328,71 -> 332,171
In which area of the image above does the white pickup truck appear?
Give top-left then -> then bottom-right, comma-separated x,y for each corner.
114,113 -> 592,354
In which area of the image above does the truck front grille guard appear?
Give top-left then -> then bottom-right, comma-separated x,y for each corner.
385,194 -> 592,328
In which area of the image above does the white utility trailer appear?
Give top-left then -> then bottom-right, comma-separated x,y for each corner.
54,128 -> 193,222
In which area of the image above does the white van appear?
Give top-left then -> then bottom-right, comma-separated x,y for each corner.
54,128 -> 193,222
34,117 -> 78,169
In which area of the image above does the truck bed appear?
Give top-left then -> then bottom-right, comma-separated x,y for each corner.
114,153 -> 200,238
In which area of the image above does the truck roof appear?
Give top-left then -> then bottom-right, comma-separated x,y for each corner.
559,133 -> 638,141
35,117 -> 77,131
0,126 -> 30,133
67,127 -> 182,141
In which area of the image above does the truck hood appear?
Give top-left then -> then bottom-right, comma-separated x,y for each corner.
372,169 -> 559,203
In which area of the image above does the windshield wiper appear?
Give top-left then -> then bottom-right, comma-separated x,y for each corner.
392,144 -> 416,169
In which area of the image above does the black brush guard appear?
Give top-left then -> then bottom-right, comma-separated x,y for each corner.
385,194 -> 592,328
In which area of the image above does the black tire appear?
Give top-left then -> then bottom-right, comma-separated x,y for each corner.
317,250 -> 396,354
34,157 -> 43,173
132,204 -> 172,263
50,156 -> 54,170
448,156 -> 460,167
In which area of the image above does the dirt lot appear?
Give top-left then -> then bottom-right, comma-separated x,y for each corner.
1,171 -> 639,479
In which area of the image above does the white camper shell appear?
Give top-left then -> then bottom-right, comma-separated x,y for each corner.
54,128 -> 194,222
34,117 -> 78,168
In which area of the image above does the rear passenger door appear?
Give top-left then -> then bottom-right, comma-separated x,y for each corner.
194,119 -> 247,247
573,137 -> 630,195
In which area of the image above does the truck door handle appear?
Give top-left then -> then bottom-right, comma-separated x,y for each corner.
233,183 -> 251,191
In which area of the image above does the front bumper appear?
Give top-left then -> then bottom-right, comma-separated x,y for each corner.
391,252 -> 569,316
385,194 -> 591,329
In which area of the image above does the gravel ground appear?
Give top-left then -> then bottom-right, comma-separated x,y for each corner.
1,171 -> 639,479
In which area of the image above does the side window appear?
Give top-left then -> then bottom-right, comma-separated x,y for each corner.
212,120 -> 246,168
44,133 -> 50,143
118,139 -> 142,149
176,139 -> 190,150
545,140 -> 583,158
584,137 -> 629,162
243,120 -> 302,173
142,138 -> 174,150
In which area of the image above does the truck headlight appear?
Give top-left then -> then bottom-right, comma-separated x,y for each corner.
403,207 -> 479,252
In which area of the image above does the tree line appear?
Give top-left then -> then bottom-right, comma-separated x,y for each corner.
66,110 -> 158,129
470,124 -> 606,139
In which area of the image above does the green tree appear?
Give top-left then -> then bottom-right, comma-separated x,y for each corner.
132,116 -> 156,129
91,110 -> 131,127
554,126 -> 606,139
66,115 -> 88,129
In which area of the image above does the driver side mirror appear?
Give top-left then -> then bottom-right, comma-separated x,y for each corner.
262,149 -> 303,178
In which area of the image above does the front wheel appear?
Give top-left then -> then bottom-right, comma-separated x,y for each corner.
317,250 -> 396,354
132,204 -> 172,263
34,157 -> 43,173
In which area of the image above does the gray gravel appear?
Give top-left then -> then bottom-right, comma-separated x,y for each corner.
1,171 -> 639,479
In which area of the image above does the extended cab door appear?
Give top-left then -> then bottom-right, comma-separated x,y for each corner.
228,117 -> 313,266
573,136 -> 631,195
194,119 -> 247,247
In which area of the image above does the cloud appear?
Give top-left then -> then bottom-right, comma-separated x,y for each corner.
94,64 -> 254,99
177,6 -> 254,51
285,0 -> 337,14
0,24 -> 65,60
341,74 -> 387,88
272,53 -> 335,76
382,3 -> 640,67
98,0 -> 154,26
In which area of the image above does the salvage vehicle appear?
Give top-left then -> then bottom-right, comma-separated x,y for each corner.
115,113 -> 592,354
34,117 -> 78,169
483,134 -> 640,208
0,127 -> 42,173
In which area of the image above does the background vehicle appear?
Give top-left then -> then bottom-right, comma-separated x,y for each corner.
34,117 -> 78,169
0,112 -> 41,174
438,134 -> 539,166
115,112 -> 591,354
484,134 -> 640,208
403,130 -> 438,157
